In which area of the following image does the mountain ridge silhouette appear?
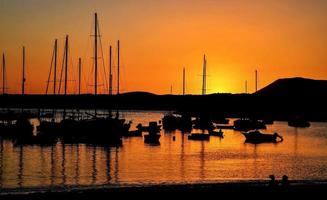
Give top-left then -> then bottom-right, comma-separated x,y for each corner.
256,77 -> 327,97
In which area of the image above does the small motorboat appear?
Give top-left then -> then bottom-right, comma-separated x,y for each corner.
143,121 -> 161,143
124,129 -> 142,137
288,117 -> 310,128
162,113 -> 192,131
193,118 -> 215,130
216,125 -> 234,130
212,118 -> 229,124
242,130 -> 283,144
162,114 -> 179,130
137,122 -> 161,132
209,129 -> 224,137
234,119 -> 266,131
262,119 -> 274,125
144,133 -> 161,144
188,133 -> 210,141
12,118 -> 34,137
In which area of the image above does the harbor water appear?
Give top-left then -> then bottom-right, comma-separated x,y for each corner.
0,110 -> 326,190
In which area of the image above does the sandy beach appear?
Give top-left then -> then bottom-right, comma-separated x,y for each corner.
1,181 -> 326,199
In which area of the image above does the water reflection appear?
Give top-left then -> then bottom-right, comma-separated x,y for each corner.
61,144 -> 66,185
252,145 -> 258,179
105,147 -> 111,183
40,147 -> 47,186
50,146 -> 55,186
75,144 -> 80,185
294,128 -> 299,155
199,141 -> 205,180
0,112 -> 326,189
114,147 -> 119,184
92,146 -> 97,184
0,139 -> 3,188
180,133 -> 185,181
17,146 -> 23,188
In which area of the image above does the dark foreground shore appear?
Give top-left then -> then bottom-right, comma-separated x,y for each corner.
1,182 -> 326,199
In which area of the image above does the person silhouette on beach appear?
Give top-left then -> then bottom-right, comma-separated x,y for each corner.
268,175 -> 277,187
281,175 -> 289,187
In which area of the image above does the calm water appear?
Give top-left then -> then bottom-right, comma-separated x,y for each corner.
0,110 -> 327,190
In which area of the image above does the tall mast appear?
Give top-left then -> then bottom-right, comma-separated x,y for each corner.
22,46 -> 26,95
2,53 -> 5,95
183,67 -> 185,95
117,40 -> 120,95
64,35 -> 68,95
94,13 -> 98,96
255,70 -> 258,93
245,80 -> 248,94
202,55 -> 207,95
108,46 -> 113,118
53,39 -> 57,95
115,40 -> 121,119
109,45 -> 112,95
78,58 -> 81,95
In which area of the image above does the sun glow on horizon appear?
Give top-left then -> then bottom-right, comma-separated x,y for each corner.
0,0 -> 326,95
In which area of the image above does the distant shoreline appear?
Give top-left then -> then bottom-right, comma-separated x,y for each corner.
0,92 -> 327,122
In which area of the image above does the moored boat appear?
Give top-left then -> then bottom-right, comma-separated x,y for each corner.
216,125 -> 234,130
212,117 -> 229,125
143,121 -> 161,144
242,130 -> 283,144
11,118 -> 34,137
209,129 -> 224,137
137,121 -> 161,133
288,117 -> 310,128
124,129 -> 142,137
144,133 -> 161,144
193,117 -> 214,130
162,113 -> 192,131
188,133 -> 210,141
234,119 -> 266,131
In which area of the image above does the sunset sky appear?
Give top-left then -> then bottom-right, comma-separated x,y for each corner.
0,0 -> 326,95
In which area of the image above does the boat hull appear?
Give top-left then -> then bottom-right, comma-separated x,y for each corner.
209,131 -> 223,137
188,133 -> 210,141
144,134 -> 161,144
243,131 -> 283,144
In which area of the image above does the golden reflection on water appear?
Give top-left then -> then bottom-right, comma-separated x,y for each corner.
0,111 -> 327,189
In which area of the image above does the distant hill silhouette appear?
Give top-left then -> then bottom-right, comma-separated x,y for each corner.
256,77 -> 327,97
120,91 -> 157,97
0,77 -> 326,121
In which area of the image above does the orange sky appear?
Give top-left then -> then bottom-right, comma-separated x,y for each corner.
0,0 -> 326,94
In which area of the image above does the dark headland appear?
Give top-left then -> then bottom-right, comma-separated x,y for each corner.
1,77 -> 327,121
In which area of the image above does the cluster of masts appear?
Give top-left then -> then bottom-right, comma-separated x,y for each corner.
44,13 -> 120,96
181,55 -> 259,95
1,13 -> 121,96
1,12 -> 260,96
1,47 -> 26,95
179,54 -> 207,96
